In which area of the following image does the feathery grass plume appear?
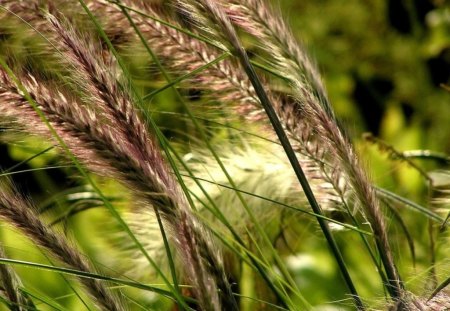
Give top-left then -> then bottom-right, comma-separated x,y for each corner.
0,0 -> 75,33
221,0 -> 332,118
0,0 -> 51,37
0,64 -> 230,310
211,1 -> 349,195
123,139 -> 344,260
184,141 -> 345,231
0,1 -> 41,32
0,0 -> 82,80
87,0 -> 346,212
0,244 -> 35,311
0,179 -> 124,311
109,139 -> 372,308
200,0 -> 404,302
75,9 -> 362,298
0,7 -> 237,308
107,209 -> 168,280
85,1 -> 288,129
2,1 -> 443,310
45,11 -> 237,310
86,0 -> 262,116
130,0 -> 354,219
0,71 -> 103,167
86,0 -> 349,197
173,0 -> 367,309
86,1 -> 355,297
99,0 -> 351,223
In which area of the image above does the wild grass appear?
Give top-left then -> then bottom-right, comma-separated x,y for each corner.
0,0 -> 448,310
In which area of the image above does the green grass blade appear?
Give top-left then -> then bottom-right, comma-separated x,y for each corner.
3,145 -> 55,173
0,166 -> 76,178
218,21 -> 364,309
19,288 -> 69,311
428,276 -> 450,301
376,187 -> 445,223
143,53 -> 230,100
0,258 -> 193,302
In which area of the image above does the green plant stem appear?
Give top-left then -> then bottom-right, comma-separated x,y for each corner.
183,174 -> 372,235
143,53 -> 229,100
376,187 -> 444,223
0,258 -> 194,302
223,25 -> 365,311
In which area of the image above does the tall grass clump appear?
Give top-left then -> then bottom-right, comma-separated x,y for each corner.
0,0 -> 448,310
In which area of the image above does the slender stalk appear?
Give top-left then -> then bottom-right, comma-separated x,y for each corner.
180,0 -> 365,309
221,0 -> 404,301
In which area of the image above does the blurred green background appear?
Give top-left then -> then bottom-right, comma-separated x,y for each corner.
0,0 -> 449,310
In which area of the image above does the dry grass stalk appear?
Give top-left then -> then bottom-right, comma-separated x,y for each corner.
215,0 -> 404,300
0,71 -> 102,166
0,179 -> 124,311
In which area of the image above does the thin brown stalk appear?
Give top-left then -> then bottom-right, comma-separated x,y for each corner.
0,72 -> 104,171
0,179 -> 124,311
215,0 -> 404,300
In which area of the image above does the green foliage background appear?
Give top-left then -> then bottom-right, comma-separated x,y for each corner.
0,0 -> 448,310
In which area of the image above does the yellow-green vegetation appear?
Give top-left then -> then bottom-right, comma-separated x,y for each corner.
0,0 -> 448,310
